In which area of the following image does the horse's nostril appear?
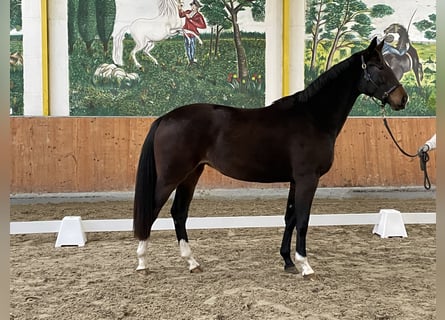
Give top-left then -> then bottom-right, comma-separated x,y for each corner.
399,95 -> 408,109
402,95 -> 408,105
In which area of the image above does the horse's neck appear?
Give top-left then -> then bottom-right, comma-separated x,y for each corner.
159,0 -> 179,17
302,58 -> 362,134
316,85 -> 360,135
157,0 -> 182,28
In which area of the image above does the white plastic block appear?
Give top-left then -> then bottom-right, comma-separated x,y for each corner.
373,209 -> 407,238
55,216 -> 87,247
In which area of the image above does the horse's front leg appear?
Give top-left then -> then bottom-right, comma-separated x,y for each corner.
280,182 -> 297,273
169,28 -> 182,37
294,175 -> 319,278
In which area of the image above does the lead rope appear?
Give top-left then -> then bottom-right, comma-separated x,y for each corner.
381,108 -> 431,190
361,57 -> 431,190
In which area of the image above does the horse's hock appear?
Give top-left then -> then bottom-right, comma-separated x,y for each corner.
10,116 -> 436,194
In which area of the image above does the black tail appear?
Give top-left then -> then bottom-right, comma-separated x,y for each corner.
133,118 -> 162,240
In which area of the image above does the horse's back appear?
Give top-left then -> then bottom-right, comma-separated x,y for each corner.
158,103 -> 294,137
156,104 -> 254,151
131,15 -> 181,40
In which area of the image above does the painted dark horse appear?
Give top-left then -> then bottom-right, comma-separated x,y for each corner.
383,23 -> 423,87
133,38 -> 408,277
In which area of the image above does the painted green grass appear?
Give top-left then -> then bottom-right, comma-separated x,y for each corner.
69,35 -> 265,116
10,36 -> 435,116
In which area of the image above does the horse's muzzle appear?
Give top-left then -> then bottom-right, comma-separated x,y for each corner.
388,86 -> 408,110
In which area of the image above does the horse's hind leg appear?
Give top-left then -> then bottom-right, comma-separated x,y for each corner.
136,183 -> 176,272
143,42 -> 158,66
130,41 -> 145,70
171,165 -> 204,273
414,61 -> 423,87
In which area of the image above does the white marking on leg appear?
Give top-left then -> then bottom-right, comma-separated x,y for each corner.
136,240 -> 148,271
295,252 -> 314,276
179,239 -> 200,271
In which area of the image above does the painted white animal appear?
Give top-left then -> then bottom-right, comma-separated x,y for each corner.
112,0 -> 202,69
93,63 -> 139,88
112,0 -> 182,69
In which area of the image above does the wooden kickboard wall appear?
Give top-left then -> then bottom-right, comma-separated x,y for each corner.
10,117 -> 436,193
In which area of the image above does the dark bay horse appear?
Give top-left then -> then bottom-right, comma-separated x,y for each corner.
133,38 -> 408,277
383,23 -> 423,87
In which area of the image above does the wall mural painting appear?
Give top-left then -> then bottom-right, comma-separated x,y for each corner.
9,0 -> 436,117
305,0 -> 436,116
68,0 -> 266,116
10,0 -> 23,116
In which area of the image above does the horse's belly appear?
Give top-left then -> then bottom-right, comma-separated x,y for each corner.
206,136 -> 333,184
214,165 -> 291,184
207,153 -> 292,183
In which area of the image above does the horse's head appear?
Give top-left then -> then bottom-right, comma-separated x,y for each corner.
358,37 -> 408,111
384,23 -> 410,48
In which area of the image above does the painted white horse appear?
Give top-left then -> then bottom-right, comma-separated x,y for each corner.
112,0 -> 201,69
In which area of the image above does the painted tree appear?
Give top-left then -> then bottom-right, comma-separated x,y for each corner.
319,1 -> 393,70
95,0 -> 116,53
305,0 -> 331,71
68,0 -> 79,54
202,0 -> 264,85
226,0 -> 264,83
414,14 -> 436,40
69,0 -> 116,53
10,0 -> 22,31
200,0 -> 231,57
77,0 -> 97,52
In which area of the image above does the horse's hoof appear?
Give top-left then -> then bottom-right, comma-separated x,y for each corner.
136,268 -> 149,276
303,273 -> 317,281
190,266 -> 203,273
284,265 -> 298,274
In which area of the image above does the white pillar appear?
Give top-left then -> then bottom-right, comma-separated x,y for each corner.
289,0 -> 305,93
265,0 -> 306,105
22,0 -> 44,115
48,0 -> 70,116
265,1 -> 283,105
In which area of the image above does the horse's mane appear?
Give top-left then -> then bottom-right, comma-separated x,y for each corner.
158,0 -> 177,16
293,52 -> 360,104
270,94 -> 297,106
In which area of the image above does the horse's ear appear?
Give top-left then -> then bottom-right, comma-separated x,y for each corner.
365,37 -> 383,60
375,38 -> 384,53
367,37 -> 378,52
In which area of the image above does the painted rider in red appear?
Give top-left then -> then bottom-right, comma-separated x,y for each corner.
178,0 -> 207,64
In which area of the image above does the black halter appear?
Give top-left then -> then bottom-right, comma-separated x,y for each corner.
361,55 -> 400,106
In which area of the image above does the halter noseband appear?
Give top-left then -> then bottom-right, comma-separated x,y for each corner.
361,55 -> 400,107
